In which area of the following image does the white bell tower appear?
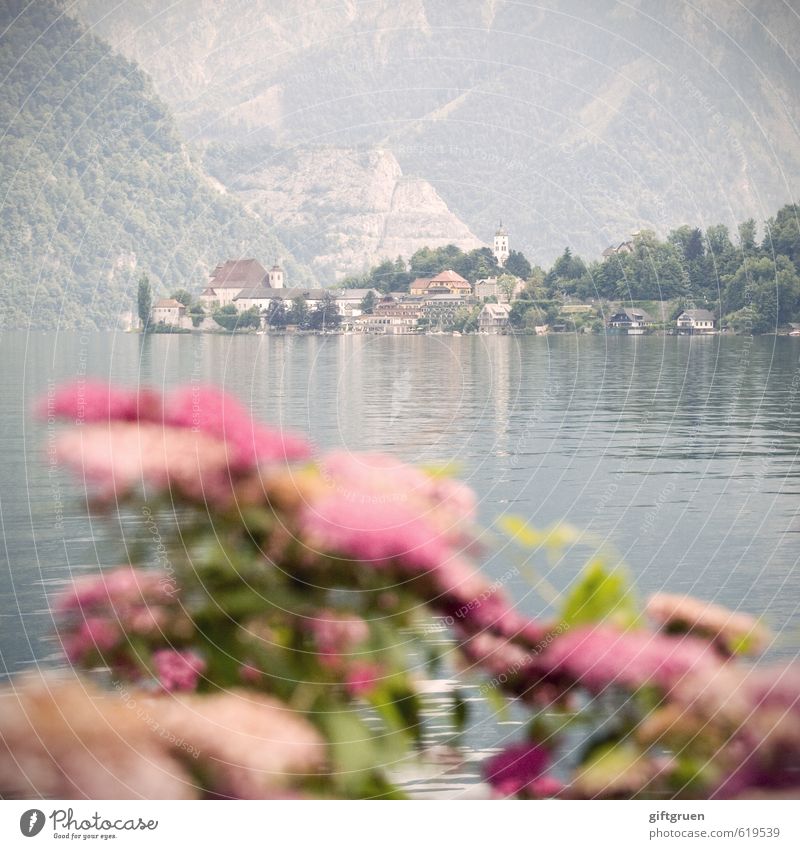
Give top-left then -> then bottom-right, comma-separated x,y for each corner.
493,222 -> 510,266
268,262 -> 284,289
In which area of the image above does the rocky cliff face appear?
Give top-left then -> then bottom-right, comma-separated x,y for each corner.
72,0 -> 800,268
207,145 -> 481,278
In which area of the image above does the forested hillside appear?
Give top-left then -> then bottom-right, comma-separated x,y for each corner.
347,203 -> 800,333
73,0 -> 800,269
0,1 -> 308,329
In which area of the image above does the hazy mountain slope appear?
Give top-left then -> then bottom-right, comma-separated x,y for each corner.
205,143 -> 482,279
0,1 -> 309,330
72,0 -> 800,267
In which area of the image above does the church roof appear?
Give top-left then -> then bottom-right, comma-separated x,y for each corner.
209,259 -> 268,287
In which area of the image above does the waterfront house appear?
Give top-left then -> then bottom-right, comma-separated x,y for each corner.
608,307 -> 654,334
478,303 -> 511,333
676,309 -> 716,334
200,259 -> 270,308
150,298 -> 186,327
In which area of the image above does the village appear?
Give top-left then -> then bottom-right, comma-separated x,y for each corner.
145,226 -> 722,337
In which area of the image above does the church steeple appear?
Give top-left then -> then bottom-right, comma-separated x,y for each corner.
268,260 -> 284,289
493,222 -> 510,266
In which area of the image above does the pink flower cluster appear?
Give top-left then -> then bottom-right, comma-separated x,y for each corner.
153,649 -> 206,692
483,742 -> 560,797
646,592 -> 770,656
535,625 -> 721,695
306,609 -> 370,660
56,567 -> 176,663
299,452 -> 546,651
42,381 -> 311,504
300,452 -> 476,569
303,610 -> 384,697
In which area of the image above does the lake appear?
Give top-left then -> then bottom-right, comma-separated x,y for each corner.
1,331 -> 798,788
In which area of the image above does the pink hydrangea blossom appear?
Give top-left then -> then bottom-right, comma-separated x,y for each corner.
62,617 -> 120,663
647,593 -> 771,655
306,610 -> 370,657
300,496 -> 453,572
54,422 -> 234,501
345,662 -> 384,698
163,385 -> 310,469
0,674 -> 196,799
153,649 -> 206,692
318,452 -> 476,543
56,566 -> 174,615
140,689 -> 326,798
483,742 -> 551,796
458,630 -> 537,683
541,625 -> 721,694
39,380 -> 162,425
43,382 -> 311,497
743,664 -> 800,712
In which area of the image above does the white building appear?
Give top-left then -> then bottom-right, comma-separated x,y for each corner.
268,264 -> 285,289
478,302 -> 511,333
333,288 -> 381,320
151,298 -> 186,327
493,223 -> 510,267
233,287 -> 328,313
676,309 -> 716,334
199,259 -> 269,308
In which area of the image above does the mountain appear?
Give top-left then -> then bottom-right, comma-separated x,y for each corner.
0,0 -> 310,330
204,143 -> 481,279
71,0 -> 800,270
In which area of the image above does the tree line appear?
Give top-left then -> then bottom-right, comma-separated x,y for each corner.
341,203 -> 800,333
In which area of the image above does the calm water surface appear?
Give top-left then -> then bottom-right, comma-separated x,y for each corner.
1,331 -> 799,786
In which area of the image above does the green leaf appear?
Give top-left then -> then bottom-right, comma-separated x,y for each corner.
481,682 -> 510,721
574,741 -> 650,797
451,688 -> 469,732
560,559 -> 639,628
499,516 -> 582,551
318,709 -> 404,798
498,515 -> 544,548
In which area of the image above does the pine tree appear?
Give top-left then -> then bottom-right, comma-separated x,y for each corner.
137,275 -> 152,329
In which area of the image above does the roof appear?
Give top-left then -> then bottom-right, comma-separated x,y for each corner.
234,286 -> 329,301
333,289 -> 379,300
611,307 -> 654,323
481,303 -> 511,318
409,278 -> 433,289
424,294 -> 466,302
429,269 -> 469,285
678,309 -> 715,321
209,259 -> 268,287
154,298 -> 184,308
